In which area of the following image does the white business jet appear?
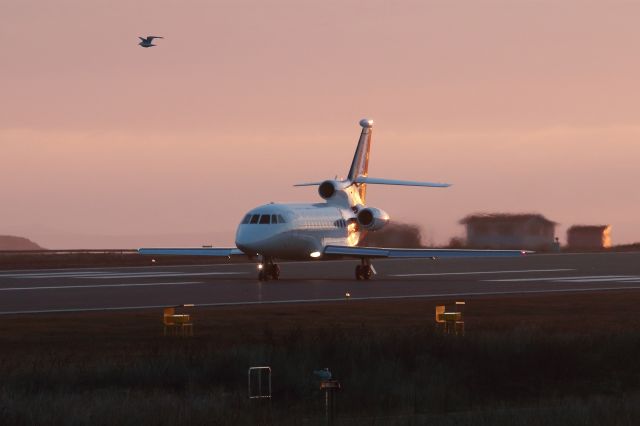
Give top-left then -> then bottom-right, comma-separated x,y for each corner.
139,119 -> 528,280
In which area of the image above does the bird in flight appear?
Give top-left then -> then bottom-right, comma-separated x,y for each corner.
138,36 -> 163,48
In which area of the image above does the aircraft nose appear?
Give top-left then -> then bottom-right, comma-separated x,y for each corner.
235,225 -> 262,254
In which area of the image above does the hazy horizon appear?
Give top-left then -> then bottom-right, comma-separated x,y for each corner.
3,0 -> 639,249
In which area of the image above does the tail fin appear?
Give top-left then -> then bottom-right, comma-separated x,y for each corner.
347,118 -> 374,203
294,118 -> 450,199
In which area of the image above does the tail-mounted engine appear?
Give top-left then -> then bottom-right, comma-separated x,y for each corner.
318,180 -> 351,200
356,207 -> 390,231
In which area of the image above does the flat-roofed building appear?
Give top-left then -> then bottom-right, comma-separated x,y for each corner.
460,213 -> 556,250
567,225 -> 611,249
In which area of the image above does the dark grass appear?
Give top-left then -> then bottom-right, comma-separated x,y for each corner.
2,293 -> 640,425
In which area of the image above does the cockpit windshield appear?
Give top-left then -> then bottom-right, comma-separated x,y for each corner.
259,214 -> 271,224
242,212 -> 287,224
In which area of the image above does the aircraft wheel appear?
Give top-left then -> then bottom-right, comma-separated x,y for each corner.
258,268 -> 269,281
271,264 -> 280,280
362,265 -> 373,280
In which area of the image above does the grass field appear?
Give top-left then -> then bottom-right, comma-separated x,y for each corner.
1,291 -> 640,425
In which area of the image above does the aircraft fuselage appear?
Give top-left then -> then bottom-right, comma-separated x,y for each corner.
235,203 -> 360,260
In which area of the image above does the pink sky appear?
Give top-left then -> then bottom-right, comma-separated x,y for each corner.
2,0 -> 639,248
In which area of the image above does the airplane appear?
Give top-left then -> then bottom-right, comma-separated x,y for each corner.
139,119 -> 529,280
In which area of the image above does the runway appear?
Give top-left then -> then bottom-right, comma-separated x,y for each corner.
1,252 -> 639,314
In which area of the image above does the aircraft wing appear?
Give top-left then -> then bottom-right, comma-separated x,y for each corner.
138,248 -> 244,257
323,245 -> 530,258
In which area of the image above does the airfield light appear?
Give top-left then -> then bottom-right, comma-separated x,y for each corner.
345,292 -> 351,299
314,369 -> 341,424
151,259 -> 156,263
163,305 -> 193,337
310,251 -> 321,258
435,302 -> 465,336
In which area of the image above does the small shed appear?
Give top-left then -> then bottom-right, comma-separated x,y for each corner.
567,225 -> 611,249
460,213 -> 556,250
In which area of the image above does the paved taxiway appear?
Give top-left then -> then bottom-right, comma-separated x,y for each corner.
1,252 -> 639,314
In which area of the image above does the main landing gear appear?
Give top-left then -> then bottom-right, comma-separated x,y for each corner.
355,258 -> 375,281
258,258 -> 280,281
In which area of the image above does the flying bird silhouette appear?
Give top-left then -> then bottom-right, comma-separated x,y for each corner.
138,36 -> 163,48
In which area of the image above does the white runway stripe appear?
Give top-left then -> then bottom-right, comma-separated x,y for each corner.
391,268 -> 574,277
87,272 -> 247,279
4,271 -> 247,279
557,277 -> 640,283
2,285 -> 640,315
0,281 -> 203,291
0,259 -> 356,275
0,271 -> 118,278
485,275 -> 638,283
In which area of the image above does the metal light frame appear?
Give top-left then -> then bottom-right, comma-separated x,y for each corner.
248,366 -> 272,399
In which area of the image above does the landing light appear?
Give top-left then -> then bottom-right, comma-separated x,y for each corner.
257,264 -> 264,270
310,251 -> 321,258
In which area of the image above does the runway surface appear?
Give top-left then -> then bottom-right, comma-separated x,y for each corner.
1,252 -> 640,314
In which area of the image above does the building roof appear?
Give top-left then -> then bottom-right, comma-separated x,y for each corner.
459,213 -> 557,226
567,225 -> 610,233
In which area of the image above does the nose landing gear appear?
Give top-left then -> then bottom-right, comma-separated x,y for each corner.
258,258 -> 280,281
355,258 -> 375,280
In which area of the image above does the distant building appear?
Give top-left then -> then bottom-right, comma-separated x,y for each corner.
567,225 -> 611,249
460,213 -> 556,250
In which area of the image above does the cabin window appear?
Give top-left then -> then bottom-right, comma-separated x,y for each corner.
259,214 -> 271,224
271,214 -> 278,224
250,214 -> 260,224
277,214 -> 286,223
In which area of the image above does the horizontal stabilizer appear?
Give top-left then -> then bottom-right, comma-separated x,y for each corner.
352,177 -> 451,188
138,248 -> 244,257
323,245 -> 530,258
293,182 -> 324,187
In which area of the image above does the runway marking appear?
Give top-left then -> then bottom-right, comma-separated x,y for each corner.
0,264 -> 233,274
2,271 -> 247,279
0,281 -> 203,291
0,271 -> 121,278
0,259 -> 359,274
485,275 -> 640,283
2,285 -> 640,315
86,272 -> 247,279
391,268 -> 574,277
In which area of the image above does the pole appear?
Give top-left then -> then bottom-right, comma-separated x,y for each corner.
325,389 -> 330,426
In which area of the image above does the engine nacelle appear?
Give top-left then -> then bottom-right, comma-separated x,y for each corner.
318,180 -> 350,200
357,207 -> 390,231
